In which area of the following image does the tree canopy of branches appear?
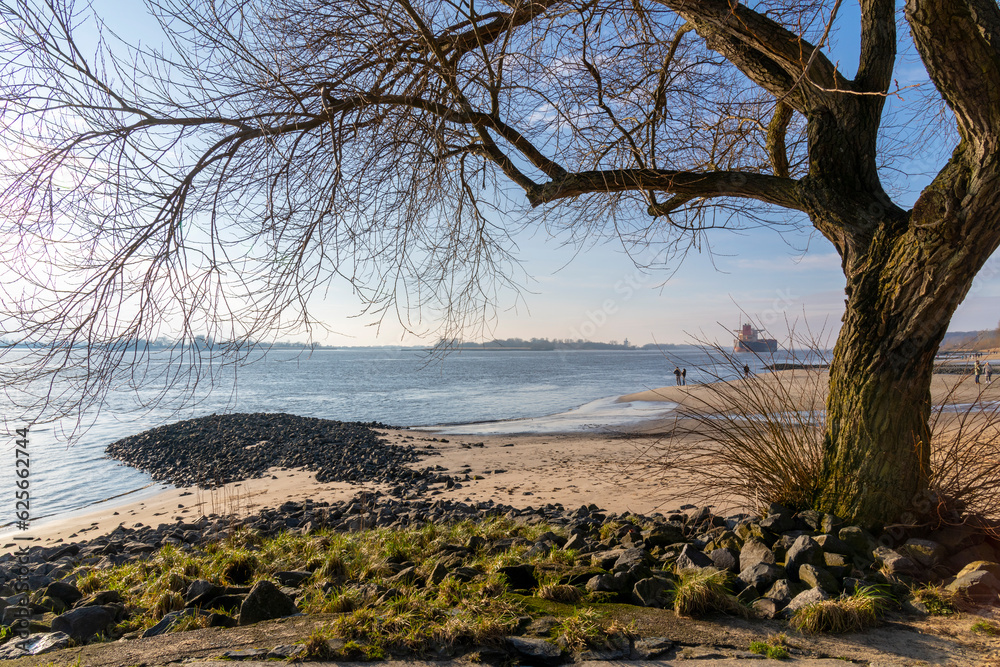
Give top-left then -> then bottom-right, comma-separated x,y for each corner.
1,0 -> 998,527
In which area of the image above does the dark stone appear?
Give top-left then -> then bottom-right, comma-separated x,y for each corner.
902,539 -> 947,569
0,632 -> 70,659
504,636 -> 565,666
631,637 -> 675,660
207,612 -> 238,628
76,590 -> 122,607
751,597 -> 781,619
186,579 -> 223,606
642,524 -> 686,547
498,564 -> 537,591
238,580 -> 299,626
947,544 -> 998,572
738,563 -> 784,596
814,534 -> 852,556
785,535 -> 825,581
760,512 -> 795,534
43,582 -> 82,607
50,606 -> 116,642
708,547 -> 739,574
873,547 -> 921,577
613,547 -> 651,572
632,577 -> 669,607
784,587 -> 830,616
838,526 -> 877,557
585,574 -> 617,593
274,570 -> 312,587
674,544 -> 713,571
798,564 -> 839,594
739,539 -> 776,572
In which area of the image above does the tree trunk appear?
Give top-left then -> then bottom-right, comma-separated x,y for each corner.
813,140 -> 1000,528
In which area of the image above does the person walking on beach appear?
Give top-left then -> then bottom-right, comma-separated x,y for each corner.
743,364 -> 751,378
674,367 -> 681,386
987,362 -> 993,384
681,368 -> 686,386
974,359 -> 982,384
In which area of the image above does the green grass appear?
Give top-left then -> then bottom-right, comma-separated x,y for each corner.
790,585 -> 892,634
971,619 -> 1000,635
749,638 -> 790,659
911,585 -> 958,616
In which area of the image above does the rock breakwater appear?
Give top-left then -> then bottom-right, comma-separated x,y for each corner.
105,413 -> 428,487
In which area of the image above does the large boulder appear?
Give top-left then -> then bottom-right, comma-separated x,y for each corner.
738,563 -> 785,597
784,536 -> 825,581
674,545 -> 713,572
740,539 -> 776,572
238,580 -> 299,625
50,606 -> 117,643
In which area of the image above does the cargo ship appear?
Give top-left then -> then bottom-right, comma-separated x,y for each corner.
734,323 -> 778,353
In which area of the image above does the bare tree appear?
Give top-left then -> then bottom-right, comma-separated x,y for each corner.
0,0 -> 995,526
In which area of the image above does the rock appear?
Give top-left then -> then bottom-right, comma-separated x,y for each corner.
274,570 -> 312,587
269,644 -> 306,659
760,512 -> 795,534
873,547 -> 921,577
784,586 -> 831,615
613,547 -> 651,572
822,552 -> 850,568
43,582 -> 82,608
186,579 -> 223,606
945,570 -> 1000,604
674,544 -> 713,571
632,577 -> 669,607
955,560 -> 1000,579
76,590 -> 123,607
751,597 -> 781,619
642,524 -> 686,547
798,564 -> 839,594
585,574 -> 617,593
504,636 -> 564,666
838,526 -> 877,557
238,580 -> 299,626
498,564 -> 537,591
785,535 -> 825,580
428,561 -> 449,586
763,579 -> 802,608
223,648 -> 270,660
814,533 -> 852,556
0,632 -> 70,659
902,539 -> 947,569
795,510 -> 823,531
143,609 -> 204,638
709,547 -> 739,574
739,539 -> 776,572
631,637 -> 675,660
738,563 -> 784,596
50,605 -> 117,643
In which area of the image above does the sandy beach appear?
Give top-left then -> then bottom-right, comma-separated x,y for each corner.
6,368 -> 997,548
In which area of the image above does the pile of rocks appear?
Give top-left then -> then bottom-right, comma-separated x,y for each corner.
1,497 -> 998,659
105,413 -> 436,487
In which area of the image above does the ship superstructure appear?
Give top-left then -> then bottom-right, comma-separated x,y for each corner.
734,323 -> 778,353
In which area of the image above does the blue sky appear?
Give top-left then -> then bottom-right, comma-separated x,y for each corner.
85,1 -> 1000,348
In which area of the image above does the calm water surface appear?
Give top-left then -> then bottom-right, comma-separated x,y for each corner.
0,346 -> 819,525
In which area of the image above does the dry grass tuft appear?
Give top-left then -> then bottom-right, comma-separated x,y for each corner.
790,586 -> 890,634
671,567 -> 749,618
537,583 -> 584,603
645,330 -> 827,513
928,376 -> 1000,535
